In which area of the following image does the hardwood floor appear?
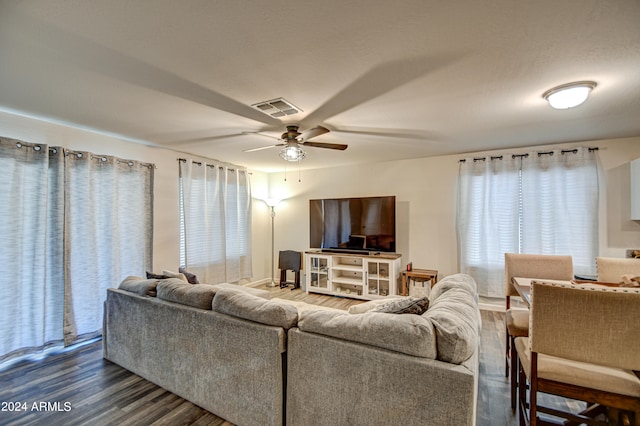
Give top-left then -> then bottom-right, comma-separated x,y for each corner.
0,287 -> 523,425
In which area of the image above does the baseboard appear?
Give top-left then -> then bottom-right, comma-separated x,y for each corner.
245,278 -> 271,288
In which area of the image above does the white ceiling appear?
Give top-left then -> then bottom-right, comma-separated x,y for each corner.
1,0 -> 639,172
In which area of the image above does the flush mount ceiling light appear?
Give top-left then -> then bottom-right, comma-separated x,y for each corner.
543,81 -> 597,109
279,144 -> 306,162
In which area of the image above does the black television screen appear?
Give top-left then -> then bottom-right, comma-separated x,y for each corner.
309,196 -> 396,253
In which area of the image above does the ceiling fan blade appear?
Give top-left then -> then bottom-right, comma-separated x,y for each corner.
301,53 -> 460,126
242,131 -> 283,141
303,141 -> 348,151
243,144 -> 284,153
298,126 -> 329,142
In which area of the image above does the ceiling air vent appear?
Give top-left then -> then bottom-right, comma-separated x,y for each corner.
251,97 -> 302,118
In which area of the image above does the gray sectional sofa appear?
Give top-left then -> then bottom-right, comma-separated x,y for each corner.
103,273 -> 481,426
103,278 -> 296,426
287,273 -> 481,426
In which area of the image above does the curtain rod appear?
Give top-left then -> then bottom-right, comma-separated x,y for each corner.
10,141 -> 156,168
177,157 -> 251,174
63,149 -> 156,168
459,146 -> 598,163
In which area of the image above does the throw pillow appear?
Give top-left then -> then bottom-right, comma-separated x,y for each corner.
146,271 -> 170,280
179,267 -> 199,284
161,269 -> 189,282
370,296 -> 430,315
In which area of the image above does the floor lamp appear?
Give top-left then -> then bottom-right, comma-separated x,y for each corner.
264,198 -> 281,287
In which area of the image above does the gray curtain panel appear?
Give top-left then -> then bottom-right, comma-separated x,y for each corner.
0,137 -> 153,366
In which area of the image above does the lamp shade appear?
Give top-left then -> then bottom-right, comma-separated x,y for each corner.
543,81 -> 596,109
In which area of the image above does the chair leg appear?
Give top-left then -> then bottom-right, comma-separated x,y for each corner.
506,327 -> 511,378
518,360 -> 527,426
290,271 -> 300,290
510,335 -> 518,411
529,353 -> 538,426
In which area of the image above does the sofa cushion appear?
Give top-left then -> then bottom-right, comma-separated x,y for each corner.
156,279 -> 218,309
212,289 -> 298,330
370,296 -> 430,315
272,298 -> 344,314
347,297 -> 403,314
430,273 -> 477,302
118,276 -> 159,297
298,309 -> 437,359
211,283 -> 271,300
423,287 -> 480,364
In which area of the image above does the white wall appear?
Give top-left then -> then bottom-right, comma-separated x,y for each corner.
2,109 -> 639,284
266,137 -> 640,279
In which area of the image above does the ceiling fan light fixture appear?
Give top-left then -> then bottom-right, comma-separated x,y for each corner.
279,145 -> 306,162
543,81 -> 596,109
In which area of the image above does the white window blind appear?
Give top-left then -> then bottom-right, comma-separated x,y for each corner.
179,159 -> 252,284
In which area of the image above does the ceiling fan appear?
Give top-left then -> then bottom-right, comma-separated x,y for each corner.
243,125 -> 348,162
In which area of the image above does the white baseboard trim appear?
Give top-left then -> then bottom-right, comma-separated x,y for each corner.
245,278 -> 271,287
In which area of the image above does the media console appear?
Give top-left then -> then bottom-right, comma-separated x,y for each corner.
320,248 -> 380,255
305,250 -> 402,300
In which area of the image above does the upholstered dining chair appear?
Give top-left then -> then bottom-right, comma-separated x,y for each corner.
596,256 -> 640,283
515,281 -> 640,425
504,253 -> 574,411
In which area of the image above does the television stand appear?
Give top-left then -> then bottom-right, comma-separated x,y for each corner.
321,248 -> 372,255
305,251 -> 402,300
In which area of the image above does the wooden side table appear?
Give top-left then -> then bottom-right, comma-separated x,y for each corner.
401,269 -> 438,296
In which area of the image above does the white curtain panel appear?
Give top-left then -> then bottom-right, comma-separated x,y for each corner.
457,147 -> 599,297
179,160 -> 252,284
63,152 -> 153,345
0,139 -> 65,363
457,155 -> 521,297
521,147 -> 599,277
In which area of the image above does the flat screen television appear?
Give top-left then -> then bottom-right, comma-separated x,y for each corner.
309,195 -> 396,253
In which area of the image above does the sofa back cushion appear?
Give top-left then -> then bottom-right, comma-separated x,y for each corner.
210,283 -> 271,300
298,309 -> 437,359
429,273 -> 477,302
212,289 -> 299,330
423,286 -> 481,364
156,279 -> 218,309
118,276 -> 159,297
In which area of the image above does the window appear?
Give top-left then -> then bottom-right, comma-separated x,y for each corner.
457,147 -> 599,297
179,159 -> 252,284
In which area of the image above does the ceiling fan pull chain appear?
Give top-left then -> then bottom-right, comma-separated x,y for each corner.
298,158 -> 302,182
284,162 -> 287,182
